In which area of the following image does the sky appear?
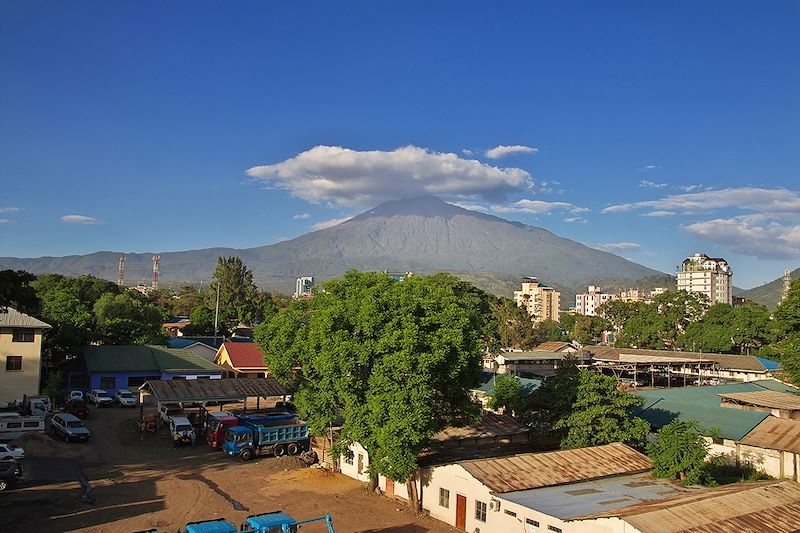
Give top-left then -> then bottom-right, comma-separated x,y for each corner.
0,1 -> 798,289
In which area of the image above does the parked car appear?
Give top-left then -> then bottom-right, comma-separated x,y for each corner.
0,460 -> 22,491
87,389 -> 114,407
0,444 -> 24,460
49,413 -> 91,443
65,399 -> 89,419
159,404 -> 183,424
168,416 -> 196,447
68,390 -> 85,402
114,389 -> 138,407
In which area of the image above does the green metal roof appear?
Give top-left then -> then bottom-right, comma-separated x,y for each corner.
82,345 -> 223,374
474,376 -> 541,398
632,381 -> 797,441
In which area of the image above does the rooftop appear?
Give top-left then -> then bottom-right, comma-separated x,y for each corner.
534,341 -> 575,352
585,346 -> 778,373
141,377 -> 288,403
460,443 -> 652,493
430,413 -> 529,444
0,307 -> 50,329
719,390 -> 800,411
575,480 -> 800,533
740,417 -> 800,454
472,375 -> 541,398
82,345 -> 223,374
218,342 -> 268,370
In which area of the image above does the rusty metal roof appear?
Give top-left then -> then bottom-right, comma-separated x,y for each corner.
719,391 -> 800,411
431,413 -> 529,443
460,443 -> 652,493
585,346 -> 771,372
740,417 -> 800,454
534,341 -> 575,352
581,480 -> 800,533
141,378 -> 288,402
0,307 -> 50,329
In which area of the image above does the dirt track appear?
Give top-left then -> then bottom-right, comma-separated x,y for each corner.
1,407 -> 457,533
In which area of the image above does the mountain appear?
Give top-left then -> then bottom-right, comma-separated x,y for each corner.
0,196 -> 666,296
739,268 -> 799,309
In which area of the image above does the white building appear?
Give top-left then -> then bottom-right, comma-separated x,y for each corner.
676,253 -> 732,305
513,277 -> 560,324
294,276 -> 314,298
575,286 -> 616,316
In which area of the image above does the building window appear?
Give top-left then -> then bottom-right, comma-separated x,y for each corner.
12,329 -> 34,343
5,356 -> 22,372
526,519 -> 540,527
475,500 -> 487,522
70,374 -> 88,388
343,449 -> 354,465
127,377 -> 147,388
439,488 -> 450,508
100,377 -> 116,390
547,527 -> 562,533
504,510 -> 517,517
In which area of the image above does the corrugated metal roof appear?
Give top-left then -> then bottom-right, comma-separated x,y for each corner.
719,391 -> 800,411
579,480 -> 800,533
141,377 -> 287,402
219,342 -> 268,369
431,413 -> 529,443
635,385 -> 770,440
740,417 -> 800,454
83,345 -> 224,374
0,307 -> 51,329
617,354 -> 715,364
534,341 -> 575,352
460,443 -> 652,493
472,376 -> 541,398
585,347 -> 775,373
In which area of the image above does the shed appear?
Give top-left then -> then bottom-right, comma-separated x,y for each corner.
718,390 -> 800,420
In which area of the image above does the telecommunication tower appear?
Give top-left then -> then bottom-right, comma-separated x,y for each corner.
152,255 -> 160,290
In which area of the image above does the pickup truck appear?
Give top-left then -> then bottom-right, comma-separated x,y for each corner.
87,389 -> 114,407
49,413 -> 91,443
114,389 -> 138,407
169,416 -> 196,447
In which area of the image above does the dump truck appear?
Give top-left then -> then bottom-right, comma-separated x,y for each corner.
222,418 -> 308,460
178,512 -> 334,533
202,411 -> 239,449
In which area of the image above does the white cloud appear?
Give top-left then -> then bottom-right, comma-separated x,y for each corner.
492,199 -> 590,215
602,187 -> 800,217
538,180 -> 563,195
484,145 -> 539,159
595,242 -> 642,253
639,180 -> 668,189
563,217 -> 586,224
61,215 -> 103,224
684,215 -> 800,260
247,145 -> 531,207
0,219 -> 9,224
311,216 -> 353,231
638,164 -> 662,171
0,207 -> 22,213
461,149 -> 474,157
643,210 -> 676,217
293,213 -> 311,220
451,202 -> 489,213
679,184 -> 703,192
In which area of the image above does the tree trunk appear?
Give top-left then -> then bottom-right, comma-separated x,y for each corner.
406,472 -> 422,514
368,471 -> 379,493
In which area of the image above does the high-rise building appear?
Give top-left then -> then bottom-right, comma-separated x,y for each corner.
575,286 -> 616,316
513,276 -> 561,323
294,276 -> 314,298
783,268 -> 793,302
676,253 -> 732,305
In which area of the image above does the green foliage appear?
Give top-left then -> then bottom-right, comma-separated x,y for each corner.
678,303 -> 773,355
555,371 -> 650,449
533,319 -> 564,342
208,256 -> 261,332
701,456 -> 771,485
519,359 -> 581,439
487,375 -> 522,414
775,279 -> 800,336
492,297 -> 539,350
185,305 -> 216,336
42,371 -> 66,406
256,271 -> 487,483
0,269 -> 39,314
647,420 -> 710,486
94,293 -> 165,345
573,315 -> 610,345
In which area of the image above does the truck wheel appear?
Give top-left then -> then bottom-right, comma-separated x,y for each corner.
0,479 -> 7,492
287,443 -> 301,455
241,448 -> 254,461
274,444 -> 286,457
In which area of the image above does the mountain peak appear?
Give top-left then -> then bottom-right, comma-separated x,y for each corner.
351,196 -> 478,221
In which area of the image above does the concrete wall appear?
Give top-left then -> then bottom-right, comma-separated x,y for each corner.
0,327 -> 45,404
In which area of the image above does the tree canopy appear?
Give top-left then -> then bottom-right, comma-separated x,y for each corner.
554,371 -> 649,449
487,374 -> 522,414
208,256 -> 261,333
0,269 -> 38,314
255,271 -> 489,506
647,420 -> 711,486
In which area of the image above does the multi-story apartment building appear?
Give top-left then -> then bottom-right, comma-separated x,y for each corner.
513,277 -> 560,323
294,276 -> 314,298
575,286 -> 616,316
676,253 -> 732,305
0,308 -> 51,405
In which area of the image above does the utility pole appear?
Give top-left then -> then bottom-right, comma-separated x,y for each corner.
213,280 -> 221,345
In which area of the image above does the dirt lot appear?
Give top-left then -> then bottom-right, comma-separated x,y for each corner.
1,407 -> 459,533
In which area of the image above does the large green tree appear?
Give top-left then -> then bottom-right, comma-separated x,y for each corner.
492,297 -> 539,350
208,256 -> 261,333
255,271 -> 488,511
647,420 -> 711,486
519,359 -> 581,441
487,374 -> 522,414
555,371 -> 649,449
0,269 -> 39,314
94,292 -> 165,345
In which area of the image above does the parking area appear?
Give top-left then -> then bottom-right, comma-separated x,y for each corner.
1,407 -> 457,533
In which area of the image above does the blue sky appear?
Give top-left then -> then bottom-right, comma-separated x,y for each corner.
1,1 -> 798,289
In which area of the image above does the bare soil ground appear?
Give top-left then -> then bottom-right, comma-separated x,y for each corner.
1,407 -> 458,533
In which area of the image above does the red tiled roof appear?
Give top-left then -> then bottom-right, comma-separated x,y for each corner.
221,342 -> 267,369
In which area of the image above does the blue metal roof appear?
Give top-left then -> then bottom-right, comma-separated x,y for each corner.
755,357 -> 781,371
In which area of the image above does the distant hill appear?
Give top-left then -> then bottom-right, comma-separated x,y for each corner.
0,196 -> 667,298
739,268 -> 799,309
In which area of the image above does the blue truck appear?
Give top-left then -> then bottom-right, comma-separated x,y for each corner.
178,512 -> 334,533
222,418 -> 309,460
